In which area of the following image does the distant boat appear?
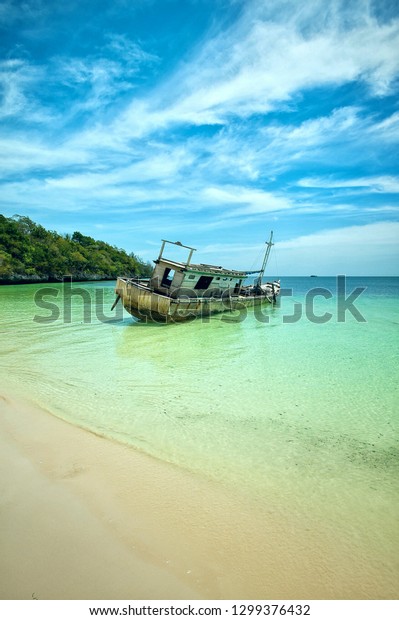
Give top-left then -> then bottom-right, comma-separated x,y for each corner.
113,232 -> 280,323
310,275 -> 318,277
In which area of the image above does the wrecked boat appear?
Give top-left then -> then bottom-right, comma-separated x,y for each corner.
113,232 -> 280,323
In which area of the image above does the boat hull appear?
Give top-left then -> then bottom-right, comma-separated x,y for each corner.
115,278 -> 280,323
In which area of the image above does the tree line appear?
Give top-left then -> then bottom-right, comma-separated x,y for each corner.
0,215 -> 153,283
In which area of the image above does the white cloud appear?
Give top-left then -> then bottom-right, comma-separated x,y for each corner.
155,221 -> 399,275
53,53 -> 146,115
116,0 -> 399,134
0,58 -> 52,122
298,175 -> 399,193
0,0 -> 397,278
0,33 -> 157,126
370,112 -> 399,141
105,33 -> 159,67
276,221 -> 399,275
279,221 -> 399,249
364,206 -> 399,213
0,137 -> 90,172
63,37 -> 157,120
0,175 -> 184,211
202,186 -> 291,215
170,107 -> 383,190
264,107 -> 361,145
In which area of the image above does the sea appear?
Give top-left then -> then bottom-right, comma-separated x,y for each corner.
1,276 -> 398,586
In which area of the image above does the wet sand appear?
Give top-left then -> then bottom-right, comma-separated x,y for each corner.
0,392 -> 395,600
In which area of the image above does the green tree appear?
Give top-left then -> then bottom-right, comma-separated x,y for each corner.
0,215 -> 152,282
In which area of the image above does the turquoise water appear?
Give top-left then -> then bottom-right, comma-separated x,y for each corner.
1,277 -> 398,572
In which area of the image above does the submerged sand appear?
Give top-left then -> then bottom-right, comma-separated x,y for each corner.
0,392 -> 396,600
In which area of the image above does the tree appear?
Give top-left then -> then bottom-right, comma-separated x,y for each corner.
0,215 -> 152,282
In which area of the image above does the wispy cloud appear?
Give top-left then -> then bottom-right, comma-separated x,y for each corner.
276,221 -> 399,275
0,58 -> 51,122
105,33 -> 159,66
157,221 -> 399,275
202,186 -> 291,215
115,0 -> 399,135
298,176 -> 399,193
372,112 -> 399,141
53,36 -> 159,114
0,0 -> 398,273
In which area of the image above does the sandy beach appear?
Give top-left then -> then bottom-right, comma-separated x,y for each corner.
0,392 -> 396,600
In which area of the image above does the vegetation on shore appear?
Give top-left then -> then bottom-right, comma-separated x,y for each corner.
0,215 -> 152,283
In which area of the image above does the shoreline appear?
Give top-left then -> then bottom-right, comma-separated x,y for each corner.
0,276 -> 116,286
0,392 -> 396,600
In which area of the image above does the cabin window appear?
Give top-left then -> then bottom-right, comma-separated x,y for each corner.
161,268 -> 175,287
194,275 -> 213,290
215,277 -> 220,281
188,275 -> 195,279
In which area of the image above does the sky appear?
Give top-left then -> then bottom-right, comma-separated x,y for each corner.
0,0 -> 398,275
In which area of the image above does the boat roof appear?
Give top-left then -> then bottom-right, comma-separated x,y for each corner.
189,263 -> 248,276
155,257 -> 256,277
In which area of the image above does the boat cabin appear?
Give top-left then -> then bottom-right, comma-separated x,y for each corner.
149,240 -> 248,297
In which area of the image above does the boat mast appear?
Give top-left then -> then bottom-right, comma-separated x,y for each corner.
255,231 -> 274,288
157,240 -> 197,266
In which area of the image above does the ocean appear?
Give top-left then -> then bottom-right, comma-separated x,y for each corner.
1,276 -> 398,588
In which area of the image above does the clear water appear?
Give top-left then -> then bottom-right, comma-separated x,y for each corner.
1,277 -> 398,573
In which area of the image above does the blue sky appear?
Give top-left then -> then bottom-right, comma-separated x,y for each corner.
0,0 -> 398,274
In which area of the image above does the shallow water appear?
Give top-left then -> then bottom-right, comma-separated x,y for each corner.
1,276 -> 398,579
